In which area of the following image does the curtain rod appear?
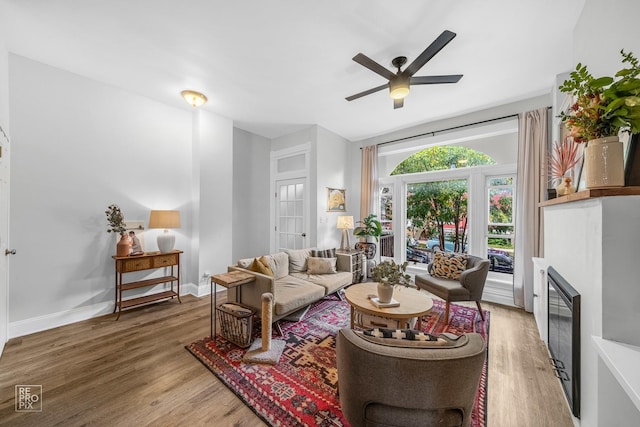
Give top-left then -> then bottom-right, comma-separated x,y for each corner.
363,106 -> 552,149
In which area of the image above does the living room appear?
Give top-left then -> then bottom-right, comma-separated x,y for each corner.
1,1 -> 639,426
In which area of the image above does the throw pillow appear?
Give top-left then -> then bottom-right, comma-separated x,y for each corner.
356,328 -> 468,348
432,251 -> 468,279
307,257 -> 337,274
248,257 -> 274,277
311,248 -> 337,258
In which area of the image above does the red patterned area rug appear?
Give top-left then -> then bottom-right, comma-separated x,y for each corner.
186,295 -> 489,427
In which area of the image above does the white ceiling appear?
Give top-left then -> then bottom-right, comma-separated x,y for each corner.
3,0 -> 585,141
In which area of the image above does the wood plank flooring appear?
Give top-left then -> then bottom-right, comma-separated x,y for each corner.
0,294 -> 573,427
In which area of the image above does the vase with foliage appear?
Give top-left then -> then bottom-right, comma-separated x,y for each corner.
550,136 -> 582,195
353,213 -> 382,259
559,50 -> 640,188
106,204 -> 130,256
371,260 -> 412,303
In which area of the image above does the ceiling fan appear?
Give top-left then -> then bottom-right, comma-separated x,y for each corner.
346,30 -> 463,109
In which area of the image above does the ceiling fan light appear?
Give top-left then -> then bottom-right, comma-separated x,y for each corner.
181,90 -> 208,107
389,79 -> 410,100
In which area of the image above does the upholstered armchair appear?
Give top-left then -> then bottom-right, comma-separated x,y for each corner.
415,254 -> 490,324
336,328 -> 486,427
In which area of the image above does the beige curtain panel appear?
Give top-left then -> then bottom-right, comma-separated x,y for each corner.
360,145 -> 378,220
513,107 -> 548,311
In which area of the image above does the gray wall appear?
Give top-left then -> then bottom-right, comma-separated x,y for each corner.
232,128 -> 270,261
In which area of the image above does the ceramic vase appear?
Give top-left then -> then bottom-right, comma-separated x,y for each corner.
116,234 -> 131,257
377,282 -> 394,303
585,136 -> 624,188
556,176 -> 576,196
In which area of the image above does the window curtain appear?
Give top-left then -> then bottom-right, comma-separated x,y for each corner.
513,108 -> 548,311
360,145 -> 378,219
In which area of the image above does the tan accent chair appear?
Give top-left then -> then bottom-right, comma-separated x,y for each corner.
415,254 -> 490,324
336,329 -> 486,427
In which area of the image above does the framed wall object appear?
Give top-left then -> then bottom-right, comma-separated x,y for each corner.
327,187 -> 346,212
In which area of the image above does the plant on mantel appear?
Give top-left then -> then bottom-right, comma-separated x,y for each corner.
559,49 -> 640,142
550,136 -> 582,185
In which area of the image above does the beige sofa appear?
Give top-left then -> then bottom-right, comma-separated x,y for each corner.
227,248 -> 354,322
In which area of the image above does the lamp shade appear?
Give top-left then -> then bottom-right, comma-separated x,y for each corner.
148,210 -> 181,229
148,210 -> 181,253
337,215 -> 354,229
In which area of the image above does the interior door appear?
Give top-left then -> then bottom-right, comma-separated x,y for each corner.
0,123 -> 10,355
275,178 -> 307,251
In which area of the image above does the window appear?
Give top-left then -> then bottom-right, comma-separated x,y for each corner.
487,176 -> 515,274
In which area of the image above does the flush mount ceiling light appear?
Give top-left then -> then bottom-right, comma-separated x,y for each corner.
180,90 -> 208,107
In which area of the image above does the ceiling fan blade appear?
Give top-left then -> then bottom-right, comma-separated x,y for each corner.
411,75 -> 463,85
346,84 -> 388,101
404,30 -> 457,77
394,98 -> 404,109
352,53 -> 396,80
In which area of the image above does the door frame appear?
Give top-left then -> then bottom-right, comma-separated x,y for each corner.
270,143 -> 311,253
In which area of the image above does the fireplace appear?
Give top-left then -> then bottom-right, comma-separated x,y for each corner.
547,266 -> 580,418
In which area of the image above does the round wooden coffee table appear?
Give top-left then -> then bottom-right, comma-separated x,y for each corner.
344,282 -> 433,330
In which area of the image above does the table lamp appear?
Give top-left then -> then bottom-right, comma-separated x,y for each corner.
148,210 -> 181,253
337,215 -> 354,251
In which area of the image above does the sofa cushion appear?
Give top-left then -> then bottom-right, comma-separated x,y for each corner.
268,252 -> 290,280
307,257 -> 337,274
285,248 -> 312,273
432,251 -> 468,279
291,271 -> 352,295
273,276 -> 325,315
248,257 -> 274,276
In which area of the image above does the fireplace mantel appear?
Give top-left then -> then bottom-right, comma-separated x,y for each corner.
539,186 -> 640,207
542,195 -> 640,424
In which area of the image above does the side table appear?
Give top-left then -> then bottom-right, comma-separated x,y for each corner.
210,271 -> 255,340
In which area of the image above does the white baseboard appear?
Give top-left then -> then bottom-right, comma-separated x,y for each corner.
182,281 -> 213,298
9,281 -> 201,339
8,301 -> 113,339
483,279 -> 516,307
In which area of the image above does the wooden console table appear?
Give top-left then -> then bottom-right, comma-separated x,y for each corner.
112,250 -> 182,320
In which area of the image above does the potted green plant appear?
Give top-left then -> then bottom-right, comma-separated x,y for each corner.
105,204 -> 130,256
353,214 -> 383,259
559,49 -> 640,188
371,260 -> 412,303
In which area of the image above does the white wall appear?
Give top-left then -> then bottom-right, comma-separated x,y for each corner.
0,2 -> 9,353
197,110 -> 234,294
316,126 -> 351,250
7,54 -> 198,335
232,128 -> 270,261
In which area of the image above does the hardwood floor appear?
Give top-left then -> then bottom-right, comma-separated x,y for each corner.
0,294 -> 573,427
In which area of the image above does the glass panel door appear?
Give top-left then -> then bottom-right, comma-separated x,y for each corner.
276,178 -> 306,251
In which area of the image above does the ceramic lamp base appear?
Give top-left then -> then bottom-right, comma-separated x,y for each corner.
157,232 -> 175,253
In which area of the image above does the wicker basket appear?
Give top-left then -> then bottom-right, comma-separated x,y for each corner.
216,302 -> 255,348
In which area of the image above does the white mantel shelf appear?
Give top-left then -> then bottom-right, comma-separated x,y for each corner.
592,336 -> 640,412
539,186 -> 640,207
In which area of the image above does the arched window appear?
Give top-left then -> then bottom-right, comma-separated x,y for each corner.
391,146 -> 495,175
